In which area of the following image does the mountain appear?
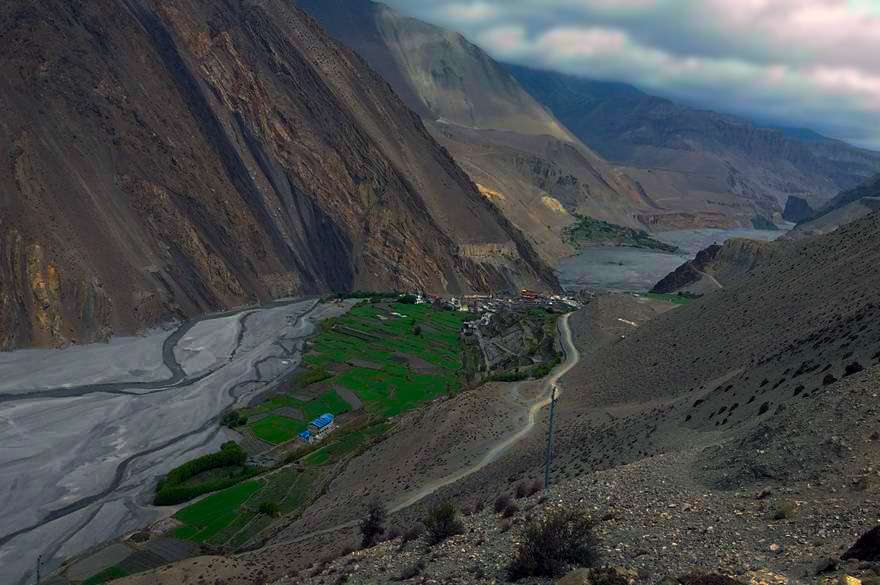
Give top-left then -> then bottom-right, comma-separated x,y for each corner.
295,0 -> 652,264
116,212 -> 880,584
788,175 -> 880,239
507,64 -> 880,230
0,0 -> 558,350
651,238 -> 779,295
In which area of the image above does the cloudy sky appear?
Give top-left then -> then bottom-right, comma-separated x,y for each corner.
382,0 -> 880,149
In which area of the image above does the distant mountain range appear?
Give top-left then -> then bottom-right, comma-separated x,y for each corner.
506,64 -> 880,230
296,0 -> 652,264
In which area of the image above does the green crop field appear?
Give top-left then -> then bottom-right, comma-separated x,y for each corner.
243,301 -> 471,444
173,469 -> 320,547
83,567 -> 128,585
172,299 -> 474,548
174,480 -> 262,542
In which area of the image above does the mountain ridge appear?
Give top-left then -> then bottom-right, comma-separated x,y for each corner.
0,0 -> 556,349
506,63 -> 880,229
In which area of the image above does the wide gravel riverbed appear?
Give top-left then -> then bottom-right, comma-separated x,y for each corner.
0,298 -> 351,585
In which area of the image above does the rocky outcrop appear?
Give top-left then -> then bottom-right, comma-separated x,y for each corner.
652,239 -> 779,295
0,0 -> 557,349
783,196 -> 814,223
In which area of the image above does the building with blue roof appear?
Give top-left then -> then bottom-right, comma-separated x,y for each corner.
298,430 -> 312,443
307,413 -> 337,439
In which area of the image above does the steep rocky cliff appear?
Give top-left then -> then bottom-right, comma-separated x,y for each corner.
652,238 -> 780,295
0,0 -> 556,349
782,196 -> 814,223
508,64 -> 880,230
296,0 -> 652,264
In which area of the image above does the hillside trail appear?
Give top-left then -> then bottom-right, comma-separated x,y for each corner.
274,312 -> 580,546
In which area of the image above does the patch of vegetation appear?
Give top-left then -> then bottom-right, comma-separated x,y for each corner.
221,410 -> 248,428
174,480 -> 263,542
294,365 -> 333,388
154,442 -> 261,506
242,302 -> 471,445
258,501 -> 280,517
423,501 -> 465,546
508,508 -> 600,580
360,501 -> 387,549
397,560 -> 426,581
565,215 -> 679,253
83,567 -> 129,585
770,500 -> 798,521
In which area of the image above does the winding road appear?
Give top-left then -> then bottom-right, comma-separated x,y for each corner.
275,312 -> 580,546
0,298 -> 346,585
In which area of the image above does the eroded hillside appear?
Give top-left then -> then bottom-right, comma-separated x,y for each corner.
0,0 -> 556,349
296,0 -> 652,264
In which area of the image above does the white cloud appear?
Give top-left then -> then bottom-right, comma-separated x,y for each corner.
383,0 -> 880,149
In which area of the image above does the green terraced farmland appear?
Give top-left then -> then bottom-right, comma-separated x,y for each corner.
244,301 -> 472,444
174,480 -> 262,542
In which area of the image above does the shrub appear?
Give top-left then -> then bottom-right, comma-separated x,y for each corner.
400,525 -> 423,549
222,410 -> 248,428
507,508 -> 600,580
399,295 -> 418,305
844,362 -> 864,377
495,494 -> 514,514
360,501 -> 387,549
397,560 -> 425,581
770,501 -> 797,521
588,568 -> 631,585
153,442 -> 254,505
413,325 -> 422,336
502,502 -> 520,519
515,482 -> 529,499
423,501 -> 464,546
259,501 -> 280,517
527,479 -> 544,497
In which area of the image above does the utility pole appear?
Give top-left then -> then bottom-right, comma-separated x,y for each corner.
35,554 -> 41,585
544,384 -> 558,488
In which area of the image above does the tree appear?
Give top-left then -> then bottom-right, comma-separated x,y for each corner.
360,501 -> 387,549
258,501 -> 279,517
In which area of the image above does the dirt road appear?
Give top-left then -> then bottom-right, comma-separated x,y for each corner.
277,312 -> 581,547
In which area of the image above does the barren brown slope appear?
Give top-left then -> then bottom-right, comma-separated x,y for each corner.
788,175 -> 880,239
296,0 -> 652,263
509,64 -> 880,230
0,0 -> 556,349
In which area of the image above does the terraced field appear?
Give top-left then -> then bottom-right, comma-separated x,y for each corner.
172,300 -> 473,548
242,301 -> 472,444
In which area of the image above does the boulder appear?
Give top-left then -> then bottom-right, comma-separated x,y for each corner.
843,526 -> 880,562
